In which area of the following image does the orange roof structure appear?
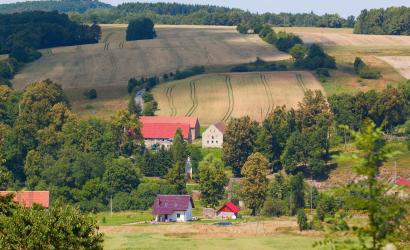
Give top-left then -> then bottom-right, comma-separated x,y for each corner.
141,122 -> 191,139
0,191 -> 50,208
140,116 -> 198,129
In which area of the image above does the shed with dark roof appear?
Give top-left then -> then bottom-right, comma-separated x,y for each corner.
152,195 -> 194,222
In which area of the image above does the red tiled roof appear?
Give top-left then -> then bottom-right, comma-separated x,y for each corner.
152,195 -> 194,215
396,177 -> 410,188
0,191 -> 50,208
217,201 -> 240,213
213,122 -> 226,133
140,116 -> 198,128
141,122 -> 190,139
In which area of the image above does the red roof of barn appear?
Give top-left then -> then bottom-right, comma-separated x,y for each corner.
217,201 -> 240,213
141,122 -> 191,139
152,195 -> 194,215
396,177 -> 410,188
0,191 -> 50,208
140,116 -> 198,128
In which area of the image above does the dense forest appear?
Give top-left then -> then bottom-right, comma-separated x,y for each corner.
0,11 -> 101,85
0,11 -> 101,55
68,2 -> 355,27
354,6 -> 410,35
0,0 -> 112,14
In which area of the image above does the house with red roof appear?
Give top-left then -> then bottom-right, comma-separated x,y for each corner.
202,122 -> 225,148
140,116 -> 200,139
0,191 -> 50,208
152,195 -> 194,222
217,201 -> 240,219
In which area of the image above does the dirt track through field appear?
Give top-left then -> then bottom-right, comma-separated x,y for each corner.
153,71 -> 324,125
11,25 -> 290,93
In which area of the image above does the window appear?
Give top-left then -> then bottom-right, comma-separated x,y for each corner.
212,140 -> 214,143
207,140 -> 209,143
177,213 -> 180,218
216,140 -> 218,143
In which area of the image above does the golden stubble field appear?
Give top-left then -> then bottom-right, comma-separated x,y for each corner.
152,71 -> 324,125
11,25 -> 289,93
273,27 -> 410,47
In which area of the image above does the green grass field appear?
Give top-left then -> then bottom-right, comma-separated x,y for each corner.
103,233 -> 325,250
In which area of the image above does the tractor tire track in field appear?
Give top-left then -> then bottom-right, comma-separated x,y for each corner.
185,80 -> 198,116
260,74 -> 274,118
104,42 -> 110,51
107,51 -> 118,85
222,75 -> 234,122
296,73 -> 307,92
166,86 -> 177,116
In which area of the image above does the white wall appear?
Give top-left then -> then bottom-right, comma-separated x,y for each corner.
202,125 -> 223,148
155,202 -> 193,222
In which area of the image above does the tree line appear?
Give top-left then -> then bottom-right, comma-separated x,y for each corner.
0,0 -> 112,14
354,6 -> 410,35
69,2 -> 355,28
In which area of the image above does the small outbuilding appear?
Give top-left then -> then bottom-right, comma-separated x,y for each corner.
217,201 -> 240,219
152,195 -> 194,222
202,122 -> 225,148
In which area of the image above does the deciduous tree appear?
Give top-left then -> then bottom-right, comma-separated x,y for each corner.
222,116 -> 258,177
240,152 -> 269,215
198,154 -> 228,208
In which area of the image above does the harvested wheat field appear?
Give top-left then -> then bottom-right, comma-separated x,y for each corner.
274,27 -> 410,47
377,56 -> 410,79
11,25 -> 289,93
152,71 -> 324,125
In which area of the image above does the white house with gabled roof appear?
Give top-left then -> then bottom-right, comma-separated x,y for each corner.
202,122 -> 225,148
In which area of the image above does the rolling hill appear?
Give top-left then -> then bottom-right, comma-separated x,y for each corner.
11,24 -> 290,98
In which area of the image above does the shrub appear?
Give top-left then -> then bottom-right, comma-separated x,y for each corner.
359,67 -> 382,79
297,209 -> 310,231
174,66 -> 205,80
354,57 -> 366,73
237,23 -> 249,34
317,194 -> 338,221
275,32 -> 303,52
309,215 -> 324,231
262,198 -> 287,217
84,89 -> 97,99
230,65 -> 249,72
316,68 -> 330,77
126,17 -> 156,41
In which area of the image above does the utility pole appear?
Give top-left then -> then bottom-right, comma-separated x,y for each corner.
110,196 -> 113,217
394,160 -> 397,182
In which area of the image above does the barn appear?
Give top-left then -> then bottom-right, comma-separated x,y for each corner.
0,191 -> 50,208
140,116 -> 200,139
152,195 -> 194,222
202,122 -> 225,148
141,122 -> 192,149
217,201 -> 240,219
